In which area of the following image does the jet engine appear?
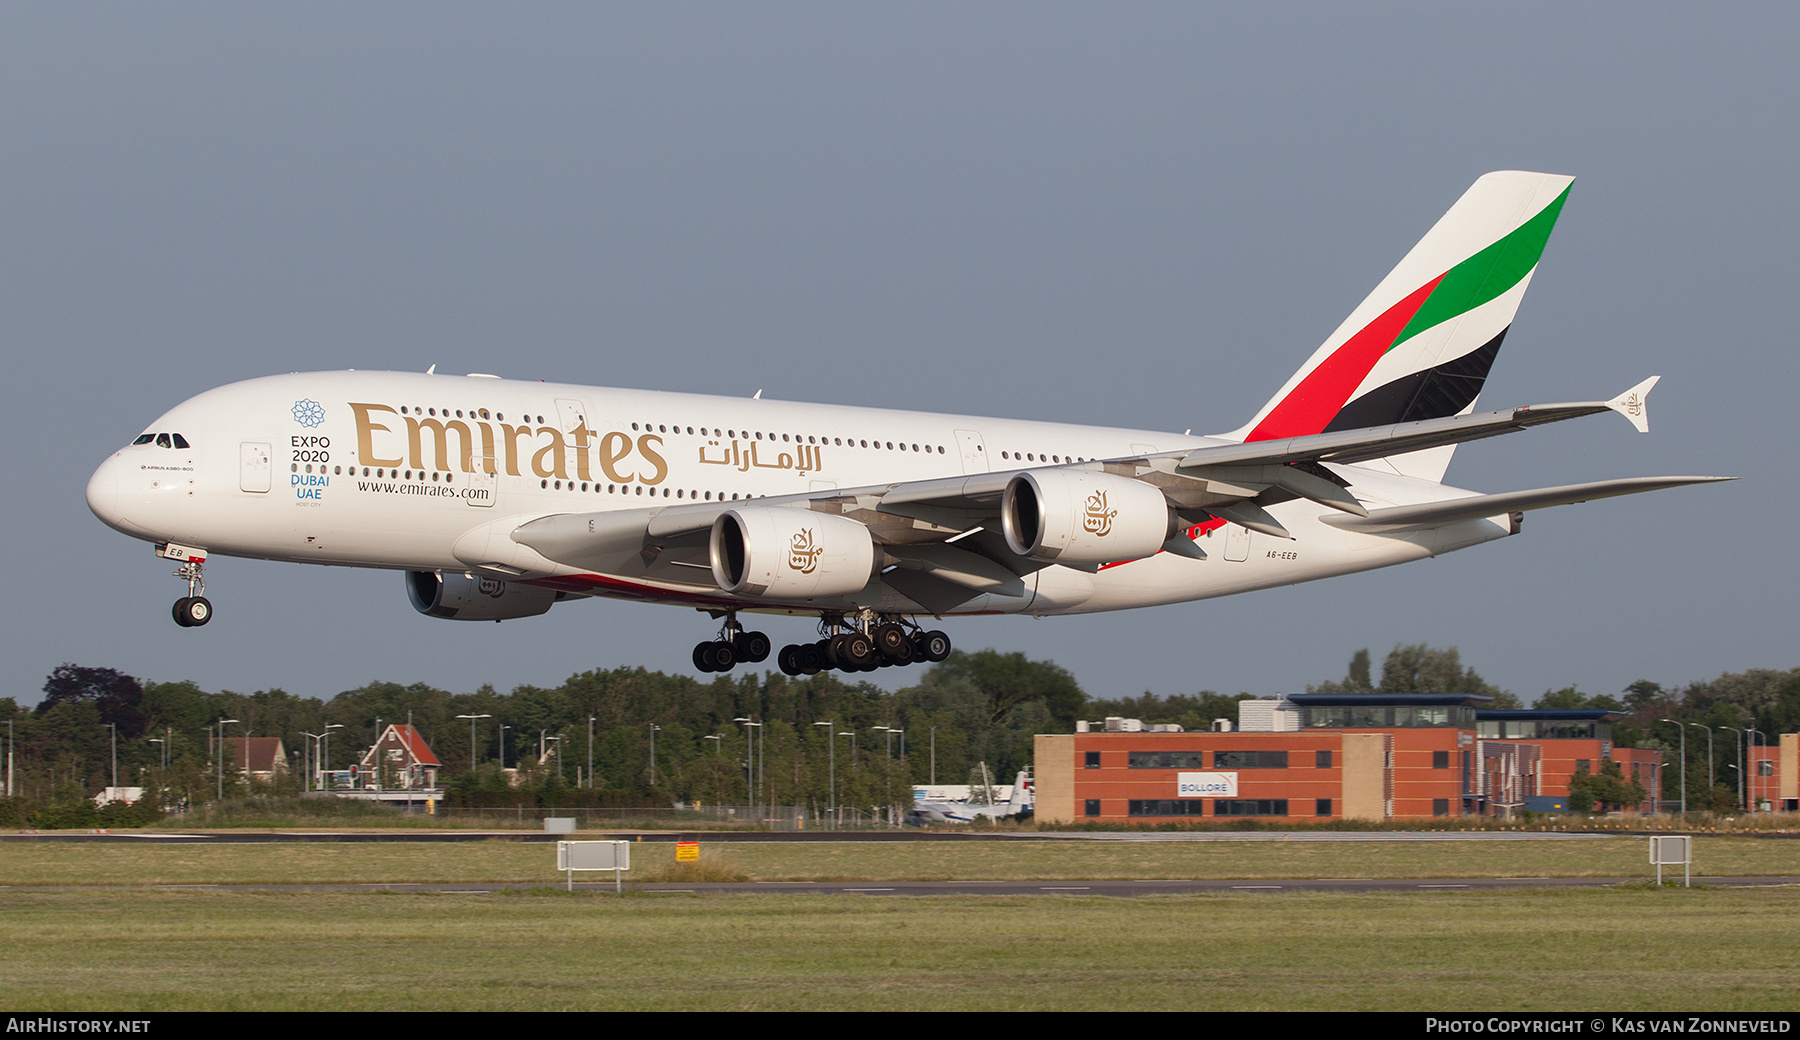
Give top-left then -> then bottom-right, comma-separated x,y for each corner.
406,570 -> 561,621
1002,469 -> 1173,564
709,507 -> 877,600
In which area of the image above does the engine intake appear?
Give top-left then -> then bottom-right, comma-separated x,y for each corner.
709,507 -> 876,600
1002,470 -> 1173,564
406,570 -> 560,621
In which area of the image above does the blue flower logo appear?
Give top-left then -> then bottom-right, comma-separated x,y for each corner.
292,399 -> 326,428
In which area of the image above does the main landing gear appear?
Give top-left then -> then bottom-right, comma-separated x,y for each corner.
692,613 -> 772,673
170,558 -> 212,628
774,613 -> 950,677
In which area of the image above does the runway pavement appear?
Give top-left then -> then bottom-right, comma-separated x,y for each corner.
2,876 -> 1795,895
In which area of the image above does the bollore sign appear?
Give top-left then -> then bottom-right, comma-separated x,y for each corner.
1177,772 -> 1238,798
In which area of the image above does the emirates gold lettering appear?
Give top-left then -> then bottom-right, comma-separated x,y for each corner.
406,417 -> 474,473
349,403 -> 668,486
351,403 -> 405,468
636,434 -> 667,485
598,431 -> 636,483
531,427 -> 569,479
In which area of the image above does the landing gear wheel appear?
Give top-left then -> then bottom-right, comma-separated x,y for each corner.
777,644 -> 803,676
840,632 -> 876,670
693,642 -> 717,672
874,623 -> 914,664
711,641 -> 737,672
799,642 -> 827,675
919,629 -> 951,662
174,596 -> 212,627
734,630 -> 772,664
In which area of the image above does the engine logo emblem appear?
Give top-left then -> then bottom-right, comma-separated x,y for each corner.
788,528 -> 824,573
1082,490 -> 1117,537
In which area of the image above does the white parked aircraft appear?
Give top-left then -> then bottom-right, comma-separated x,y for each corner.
87,171 -> 1725,676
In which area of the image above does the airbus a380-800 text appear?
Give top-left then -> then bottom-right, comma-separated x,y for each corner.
86,171 -> 1726,676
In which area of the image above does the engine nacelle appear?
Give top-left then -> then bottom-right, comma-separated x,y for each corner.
709,507 -> 877,600
1002,470 -> 1172,564
406,570 -> 560,621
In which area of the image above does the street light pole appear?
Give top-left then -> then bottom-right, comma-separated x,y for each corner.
648,724 -> 660,787
1720,727 -> 1745,809
1660,719 -> 1686,815
1748,728 -> 1766,810
813,721 -> 835,825
734,717 -> 762,812
457,714 -> 492,777
215,717 -> 239,801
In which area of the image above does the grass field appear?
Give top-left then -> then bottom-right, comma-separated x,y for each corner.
3,837 -> 1796,1011
2,887 -> 1796,1011
0,835 -> 1794,885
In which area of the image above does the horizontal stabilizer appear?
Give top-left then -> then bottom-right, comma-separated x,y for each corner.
1320,475 -> 1733,532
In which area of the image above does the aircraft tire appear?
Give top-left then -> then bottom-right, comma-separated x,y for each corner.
693,642 -> 716,672
172,598 -> 194,628
711,641 -> 736,672
735,631 -> 772,664
181,597 -> 213,627
843,633 -> 876,670
777,644 -> 802,675
874,623 -> 912,662
920,630 -> 951,662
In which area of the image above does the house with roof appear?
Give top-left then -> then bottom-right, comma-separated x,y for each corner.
358,724 -> 441,790
228,737 -> 290,783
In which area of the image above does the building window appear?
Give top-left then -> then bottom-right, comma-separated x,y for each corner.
1758,760 -> 1774,776
1315,749 -> 1332,769
1129,751 -> 1207,769
1433,799 -> 1450,816
1432,750 -> 1450,769
1084,751 -> 1101,770
1127,800 -> 1208,817
1576,759 -> 1591,773
1084,799 -> 1101,817
1214,799 -> 1289,817
1315,798 -> 1333,817
1213,750 -> 1288,769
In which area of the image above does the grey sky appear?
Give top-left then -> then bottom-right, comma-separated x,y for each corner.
4,5 -> 1790,707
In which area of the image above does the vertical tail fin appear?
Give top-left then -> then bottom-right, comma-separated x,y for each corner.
1224,171 -> 1574,482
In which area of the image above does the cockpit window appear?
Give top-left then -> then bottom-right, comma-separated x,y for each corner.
155,434 -> 172,448
132,434 -> 154,446
171,433 -> 190,449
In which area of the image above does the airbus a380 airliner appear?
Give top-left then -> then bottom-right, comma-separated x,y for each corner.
87,171 -> 1726,676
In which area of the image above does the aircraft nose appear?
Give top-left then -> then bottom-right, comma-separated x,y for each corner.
86,454 -> 123,526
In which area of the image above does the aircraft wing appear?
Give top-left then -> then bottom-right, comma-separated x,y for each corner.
506,376 -> 1702,609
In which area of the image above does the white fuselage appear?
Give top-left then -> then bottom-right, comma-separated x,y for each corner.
85,371 -> 1511,618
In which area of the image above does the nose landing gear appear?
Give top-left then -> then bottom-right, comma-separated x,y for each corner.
159,543 -> 213,628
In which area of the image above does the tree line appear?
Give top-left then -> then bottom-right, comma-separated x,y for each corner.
4,644 -> 1792,818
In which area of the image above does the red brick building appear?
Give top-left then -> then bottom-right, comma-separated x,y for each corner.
1035,694 -> 1661,823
